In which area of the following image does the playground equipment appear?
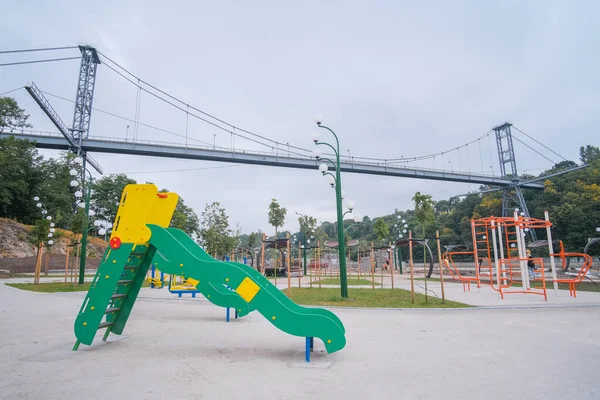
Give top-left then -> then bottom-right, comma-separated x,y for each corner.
146,264 -> 165,288
443,210 -> 593,300
167,274 -> 200,297
73,184 -> 346,360
258,235 -> 292,277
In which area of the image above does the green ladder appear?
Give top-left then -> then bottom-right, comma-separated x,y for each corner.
73,244 -> 154,350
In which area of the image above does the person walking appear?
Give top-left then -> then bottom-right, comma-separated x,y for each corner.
526,250 -> 536,280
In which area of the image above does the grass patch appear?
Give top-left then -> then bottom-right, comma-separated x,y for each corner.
6,282 -> 91,293
416,277 -> 600,293
7,273 -> 97,278
285,287 -> 471,308
5,280 -> 151,293
522,281 -> 600,293
312,277 -> 380,286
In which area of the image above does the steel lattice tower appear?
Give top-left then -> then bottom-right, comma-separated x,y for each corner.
493,122 -> 536,240
71,45 -> 101,154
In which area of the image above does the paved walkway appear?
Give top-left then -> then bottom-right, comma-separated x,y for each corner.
1,279 -> 600,399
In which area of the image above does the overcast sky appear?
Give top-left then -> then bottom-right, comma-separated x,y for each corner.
2,1 -> 599,235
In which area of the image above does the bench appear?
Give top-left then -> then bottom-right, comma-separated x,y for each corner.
553,253 -> 593,298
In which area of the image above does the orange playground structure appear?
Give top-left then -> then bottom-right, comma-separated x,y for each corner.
443,210 -> 593,300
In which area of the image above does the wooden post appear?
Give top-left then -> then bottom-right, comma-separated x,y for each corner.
286,233 -> 291,297
371,242 -> 375,290
260,233 -> 266,274
44,250 -> 49,276
409,231 -> 415,304
64,245 -> 70,283
358,251 -> 361,281
309,246 -> 313,289
389,248 -> 394,289
33,244 -> 43,284
380,251 -> 384,289
436,230 -> 445,303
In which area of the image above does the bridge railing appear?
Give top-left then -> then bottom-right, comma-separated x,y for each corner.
9,130 -> 501,178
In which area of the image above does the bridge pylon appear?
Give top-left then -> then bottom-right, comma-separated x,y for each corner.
493,122 -> 536,241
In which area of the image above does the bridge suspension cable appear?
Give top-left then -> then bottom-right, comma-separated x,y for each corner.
97,51 -> 316,158
1,44 -> 573,176
39,90 -> 215,147
0,56 -> 80,67
511,125 -> 568,162
0,46 -> 78,54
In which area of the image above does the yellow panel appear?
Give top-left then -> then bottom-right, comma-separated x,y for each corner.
235,277 -> 261,303
146,192 -> 179,228
109,184 -> 159,244
186,278 -> 199,286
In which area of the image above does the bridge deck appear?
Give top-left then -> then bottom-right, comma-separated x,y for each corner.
1,131 -> 544,188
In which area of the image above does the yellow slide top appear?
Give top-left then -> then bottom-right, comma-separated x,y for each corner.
109,183 -> 179,245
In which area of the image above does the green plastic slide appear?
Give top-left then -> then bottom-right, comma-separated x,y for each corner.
162,228 -> 252,317
148,224 -> 346,353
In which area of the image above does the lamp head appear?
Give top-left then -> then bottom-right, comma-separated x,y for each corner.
313,148 -> 322,159
326,174 -> 335,187
313,115 -> 323,125
311,132 -> 320,143
319,163 -> 328,174
346,200 -> 355,211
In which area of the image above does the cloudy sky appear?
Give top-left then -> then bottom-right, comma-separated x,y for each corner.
2,0 -> 599,234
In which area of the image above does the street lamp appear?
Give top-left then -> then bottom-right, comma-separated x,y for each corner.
70,156 -> 94,285
390,216 -> 407,272
32,196 -> 55,283
311,116 -> 351,297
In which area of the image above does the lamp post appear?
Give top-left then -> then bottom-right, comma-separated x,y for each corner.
311,116 -> 351,298
70,157 -> 93,285
32,196 -> 55,283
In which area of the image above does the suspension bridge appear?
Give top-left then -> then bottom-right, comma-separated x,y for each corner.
0,44 -> 586,221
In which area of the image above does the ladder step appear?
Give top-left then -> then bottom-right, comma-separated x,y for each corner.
98,321 -> 114,329
123,266 -> 140,270
111,293 -> 127,299
118,280 -> 134,285
105,307 -> 121,314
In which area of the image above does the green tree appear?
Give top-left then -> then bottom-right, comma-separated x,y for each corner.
268,198 -> 287,238
298,214 -> 317,244
91,174 -> 137,223
0,97 -> 32,133
413,191 -> 435,301
373,218 -> 389,244
199,201 -> 233,257
248,232 -> 259,248
579,145 -> 600,165
0,137 -> 43,223
168,195 -> 200,238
